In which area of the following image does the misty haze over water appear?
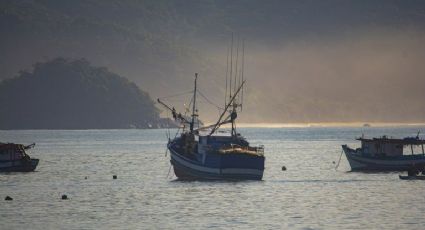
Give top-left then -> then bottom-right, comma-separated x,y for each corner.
2,2 -> 425,230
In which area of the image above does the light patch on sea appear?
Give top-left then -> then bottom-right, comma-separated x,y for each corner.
1,126 -> 425,229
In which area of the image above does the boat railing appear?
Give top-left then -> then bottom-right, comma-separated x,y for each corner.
256,145 -> 265,155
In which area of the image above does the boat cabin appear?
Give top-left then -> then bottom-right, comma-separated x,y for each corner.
0,143 -> 26,161
357,136 -> 425,157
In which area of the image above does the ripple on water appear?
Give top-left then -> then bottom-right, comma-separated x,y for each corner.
1,127 -> 425,229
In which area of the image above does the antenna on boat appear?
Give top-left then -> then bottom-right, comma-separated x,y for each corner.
190,73 -> 198,133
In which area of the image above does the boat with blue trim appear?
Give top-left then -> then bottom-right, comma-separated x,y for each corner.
158,72 -> 265,180
342,134 -> 425,171
0,142 -> 39,172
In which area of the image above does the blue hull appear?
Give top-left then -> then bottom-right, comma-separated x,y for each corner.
169,147 -> 264,181
0,159 -> 39,172
342,145 -> 425,171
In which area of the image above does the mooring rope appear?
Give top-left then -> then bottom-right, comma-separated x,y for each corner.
335,150 -> 343,170
166,164 -> 172,179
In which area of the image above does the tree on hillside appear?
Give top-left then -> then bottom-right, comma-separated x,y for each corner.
0,57 -> 162,129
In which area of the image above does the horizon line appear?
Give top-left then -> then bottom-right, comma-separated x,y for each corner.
213,122 -> 425,128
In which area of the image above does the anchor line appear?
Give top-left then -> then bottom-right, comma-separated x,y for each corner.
335,150 -> 344,170
166,164 -> 173,179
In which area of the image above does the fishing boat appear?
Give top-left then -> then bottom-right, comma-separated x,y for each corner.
158,73 -> 265,180
158,39 -> 265,180
342,135 -> 425,171
0,142 -> 39,172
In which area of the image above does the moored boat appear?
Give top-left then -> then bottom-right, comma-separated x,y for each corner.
342,135 -> 425,171
158,39 -> 265,180
159,71 -> 265,180
0,142 -> 39,172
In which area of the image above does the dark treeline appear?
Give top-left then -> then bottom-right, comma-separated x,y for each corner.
0,58 -> 172,129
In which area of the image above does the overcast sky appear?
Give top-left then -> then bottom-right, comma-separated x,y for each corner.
2,0 -> 425,123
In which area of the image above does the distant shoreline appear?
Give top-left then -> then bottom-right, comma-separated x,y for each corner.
214,122 -> 425,128
3,122 -> 424,130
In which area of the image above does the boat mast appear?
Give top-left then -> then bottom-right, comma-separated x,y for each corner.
229,34 -> 233,101
241,39 -> 244,111
234,36 -> 239,97
225,42 -> 229,107
190,73 -> 198,133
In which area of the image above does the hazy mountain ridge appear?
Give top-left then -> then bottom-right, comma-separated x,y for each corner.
0,58 -> 169,129
2,0 -> 425,123
3,0 -> 425,79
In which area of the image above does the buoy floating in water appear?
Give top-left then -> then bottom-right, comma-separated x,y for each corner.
84,176 -> 88,180
61,195 -> 68,200
5,196 -> 13,201
113,175 -> 117,179
281,166 -> 287,171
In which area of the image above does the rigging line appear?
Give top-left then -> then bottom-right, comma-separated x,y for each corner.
166,109 -> 170,140
198,90 -> 224,110
237,44 -> 242,106
174,125 -> 181,139
158,90 -> 194,99
241,40 -> 245,111
160,99 -> 192,102
166,164 -> 172,179
225,41 -> 229,107
229,33 -> 233,99
193,100 -> 222,104
241,39 -> 245,110
185,93 -> 194,117
209,81 -> 245,135
195,99 -> 223,105
234,35 -> 239,101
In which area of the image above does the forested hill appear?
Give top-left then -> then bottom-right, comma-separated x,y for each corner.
0,0 -> 216,97
0,58 -> 165,129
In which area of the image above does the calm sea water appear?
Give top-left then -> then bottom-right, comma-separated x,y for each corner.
1,126 -> 425,229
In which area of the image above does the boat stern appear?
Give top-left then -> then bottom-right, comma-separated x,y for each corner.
29,158 -> 39,171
